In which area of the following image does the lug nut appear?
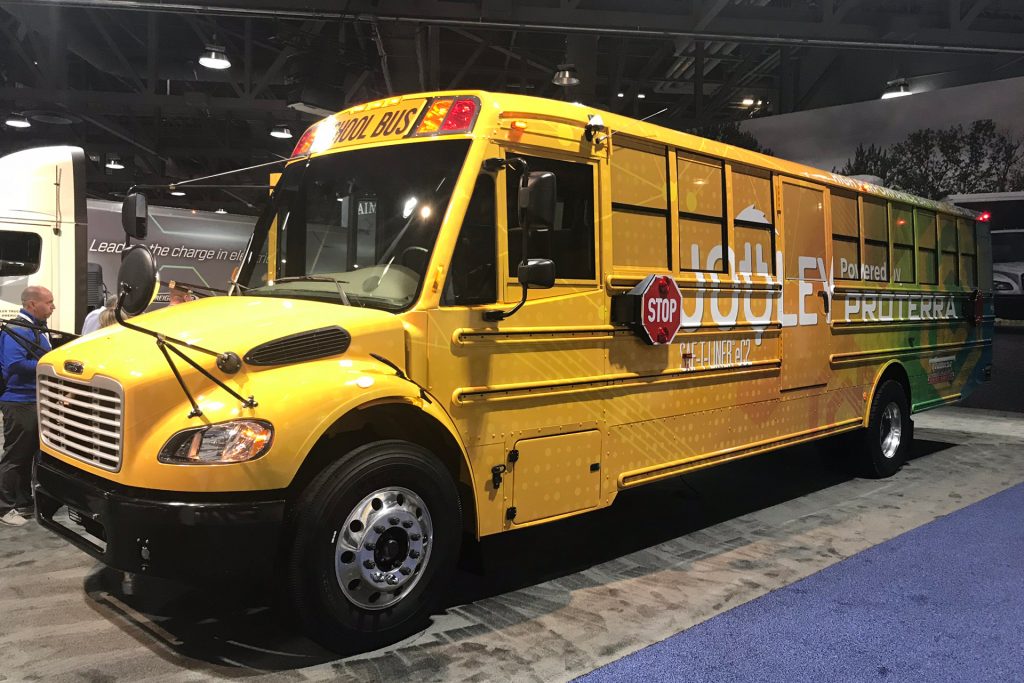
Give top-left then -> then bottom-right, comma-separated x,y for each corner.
410,533 -> 421,541
409,549 -> 420,559
371,571 -> 386,583
365,542 -> 376,550
402,521 -> 413,529
386,574 -> 399,585
399,566 -> 412,575
373,525 -> 385,534
389,516 -> 399,525
363,559 -> 375,569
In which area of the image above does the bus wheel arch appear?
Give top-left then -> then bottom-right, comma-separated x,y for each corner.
287,401 -> 477,537
864,360 -> 911,427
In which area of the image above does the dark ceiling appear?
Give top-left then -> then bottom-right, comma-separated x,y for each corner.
2,0 -> 1024,212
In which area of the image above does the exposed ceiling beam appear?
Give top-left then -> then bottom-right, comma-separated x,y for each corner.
16,1 -> 1024,55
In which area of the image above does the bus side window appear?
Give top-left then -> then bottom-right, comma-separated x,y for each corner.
959,218 -> 977,287
678,152 -> 726,273
862,196 -> 889,282
443,175 -> 497,306
732,164 -> 774,275
831,190 -> 860,280
938,214 -> 959,286
891,203 -> 915,283
506,155 -> 596,281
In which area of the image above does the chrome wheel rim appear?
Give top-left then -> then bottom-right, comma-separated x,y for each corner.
879,402 -> 902,460
334,487 -> 432,611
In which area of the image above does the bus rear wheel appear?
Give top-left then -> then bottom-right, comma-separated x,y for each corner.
855,379 -> 912,478
283,440 -> 461,653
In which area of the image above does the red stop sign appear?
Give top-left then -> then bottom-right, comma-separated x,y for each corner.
640,275 -> 683,345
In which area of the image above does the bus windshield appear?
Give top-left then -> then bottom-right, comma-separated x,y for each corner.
238,139 -> 471,311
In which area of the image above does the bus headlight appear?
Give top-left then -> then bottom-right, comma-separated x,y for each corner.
158,420 -> 274,465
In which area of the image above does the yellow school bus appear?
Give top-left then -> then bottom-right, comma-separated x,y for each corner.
34,90 -> 993,652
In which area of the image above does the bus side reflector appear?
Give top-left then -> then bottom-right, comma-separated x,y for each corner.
979,211 -> 991,222
416,98 -> 454,135
511,120 -> 528,131
441,98 -> 479,132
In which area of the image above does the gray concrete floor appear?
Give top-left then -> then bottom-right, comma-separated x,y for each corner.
1,406 -> 1022,682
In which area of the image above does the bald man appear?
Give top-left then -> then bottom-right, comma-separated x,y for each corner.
0,286 -> 54,527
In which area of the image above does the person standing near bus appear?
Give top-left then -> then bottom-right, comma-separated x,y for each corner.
0,286 -> 54,527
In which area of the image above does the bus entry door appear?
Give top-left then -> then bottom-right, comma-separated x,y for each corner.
779,179 -> 831,391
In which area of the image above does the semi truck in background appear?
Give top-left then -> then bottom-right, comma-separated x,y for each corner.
947,192 -> 1024,319
0,146 -> 254,333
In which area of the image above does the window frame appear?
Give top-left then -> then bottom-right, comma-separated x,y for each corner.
499,147 -> 600,299
677,151 -> 728,275
730,163 -> 777,277
830,188 -> 860,282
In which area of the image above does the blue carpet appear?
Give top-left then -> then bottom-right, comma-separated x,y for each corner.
576,483 -> 1024,683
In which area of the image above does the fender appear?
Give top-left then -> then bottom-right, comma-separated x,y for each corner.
863,359 -> 909,427
295,362 -> 475,512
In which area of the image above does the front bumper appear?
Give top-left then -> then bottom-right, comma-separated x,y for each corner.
34,454 -> 287,580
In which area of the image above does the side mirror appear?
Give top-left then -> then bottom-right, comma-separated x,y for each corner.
121,192 -> 149,240
116,245 -> 159,316
518,258 -> 555,290
520,171 -> 556,229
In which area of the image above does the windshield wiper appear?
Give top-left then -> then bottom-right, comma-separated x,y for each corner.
270,275 -> 352,306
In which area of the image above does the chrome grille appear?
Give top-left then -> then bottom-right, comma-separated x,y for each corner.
37,367 -> 123,472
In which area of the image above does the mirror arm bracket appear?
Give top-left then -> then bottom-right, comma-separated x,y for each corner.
483,284 -> 529,322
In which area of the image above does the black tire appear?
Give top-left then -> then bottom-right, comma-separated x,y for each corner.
283,440 -> 461,653
854,379 -> 912,479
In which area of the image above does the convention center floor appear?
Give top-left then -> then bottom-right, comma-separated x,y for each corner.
2,404 -> 1022,682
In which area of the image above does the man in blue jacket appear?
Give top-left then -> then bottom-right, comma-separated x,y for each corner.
0,286 -> 54,527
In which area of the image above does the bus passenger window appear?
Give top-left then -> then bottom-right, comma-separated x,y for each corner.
862,197 -> 889,282
891,203 -> 915,283
506,155 -> 595,281
959,218 -> 977,287
938,215 -> 959,286
611,141 -> 669,270
678,152 -> 726,273
831,190 -> 860,280
732,165 -> 774,275
916,210 -> 938,285
443,176 -> 496,306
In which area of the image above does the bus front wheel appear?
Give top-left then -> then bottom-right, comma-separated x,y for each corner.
283,440 -> 462,653
856,380 -> 912,478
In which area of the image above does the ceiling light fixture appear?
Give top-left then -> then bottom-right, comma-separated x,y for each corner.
881,78 -> 912,100
170,190 -> 186,197
105,156 -> 125,170
552,63 -> 579,87
4,114 -> 30,128
198,44 -> 231,70
741,97 -> 755,106
637,93 -> 647,99
270,124 -> 293,139
215,208 -> 227,214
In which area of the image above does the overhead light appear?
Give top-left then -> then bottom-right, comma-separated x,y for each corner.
215,208 -> 227,214
552,63 -> 579,87
270,124 -> 293,139
637,93 -> 647,99
170,190 -> 186,197
881,79 -> 912,99
198,45 -> 231,70
741,97 -> 755,106
4,114 -> 30,128
105,156 -> 124,170
616,92 -> 624,98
